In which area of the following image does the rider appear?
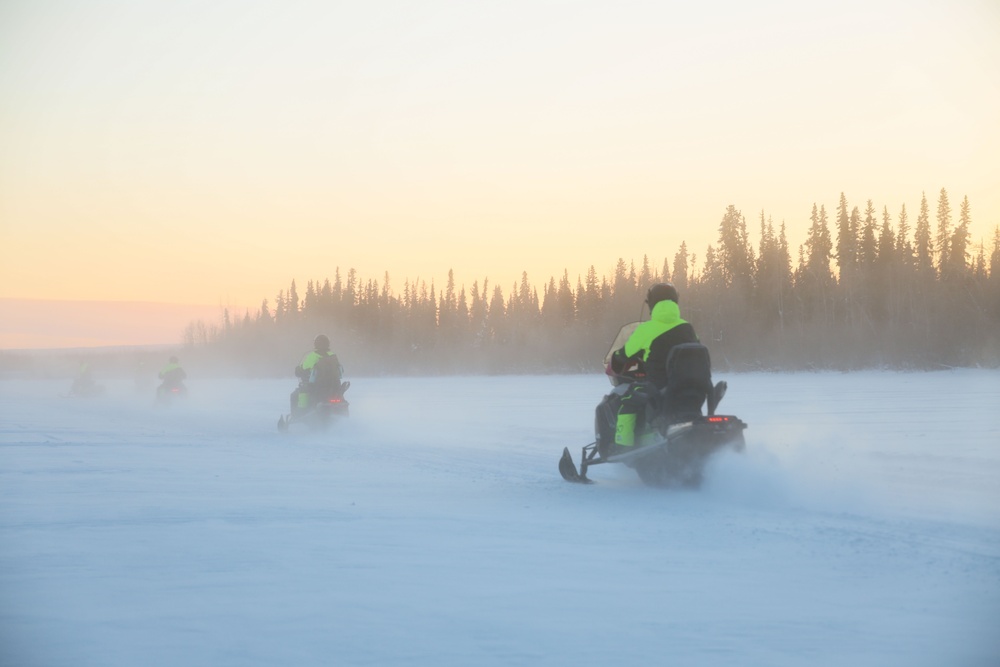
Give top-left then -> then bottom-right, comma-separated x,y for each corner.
290,334 -> 344,415
608,282 -> 699,447
157,356 -> 187,396
70,360 -> 97,396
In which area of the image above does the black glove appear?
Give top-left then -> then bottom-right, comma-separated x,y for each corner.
610,348 -> 628,374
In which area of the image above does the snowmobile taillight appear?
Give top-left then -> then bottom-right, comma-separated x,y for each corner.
327,397 -> 343,404
707,416 -> 729,423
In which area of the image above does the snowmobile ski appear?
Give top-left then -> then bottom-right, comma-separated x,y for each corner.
558,447 -> 594,484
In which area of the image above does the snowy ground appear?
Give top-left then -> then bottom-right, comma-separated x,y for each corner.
1,370 -> 998,667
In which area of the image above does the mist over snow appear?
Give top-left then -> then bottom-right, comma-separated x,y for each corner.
1,370 -> 998,666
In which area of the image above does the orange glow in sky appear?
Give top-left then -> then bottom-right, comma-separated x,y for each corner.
1,1 -> 999,347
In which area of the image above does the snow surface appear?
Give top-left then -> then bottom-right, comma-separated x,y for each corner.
1,370 -> 999,667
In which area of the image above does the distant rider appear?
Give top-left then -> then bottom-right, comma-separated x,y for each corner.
290,334 -> 344,415
608,282 -> 699,447
157,356 -> 187,397
70,361 -> 97,396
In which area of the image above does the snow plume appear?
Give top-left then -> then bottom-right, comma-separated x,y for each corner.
701,436 -> 885,517
703,369 -> 1000,526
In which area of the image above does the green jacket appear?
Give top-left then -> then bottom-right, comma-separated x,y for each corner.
158,362 -> 186,386
296,351 -> 343,388
299,350 -> 333,371
620,300 -> 698,388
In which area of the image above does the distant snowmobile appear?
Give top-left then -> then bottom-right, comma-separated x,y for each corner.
66,374 -> 105,398
278,355 -> 350,433
559,322 -> 747,487
155,357 -> 188,406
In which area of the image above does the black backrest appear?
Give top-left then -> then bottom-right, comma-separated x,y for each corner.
664,343 -> 713,419
312,354 -> 342,394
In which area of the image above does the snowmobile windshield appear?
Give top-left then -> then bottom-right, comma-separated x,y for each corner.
604,322 -> 640,366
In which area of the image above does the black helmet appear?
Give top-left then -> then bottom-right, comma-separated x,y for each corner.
314,334 -> 330,352
646,282 -> 679,308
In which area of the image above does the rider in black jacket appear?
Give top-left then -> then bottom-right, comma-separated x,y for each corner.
609,283 -> 698,446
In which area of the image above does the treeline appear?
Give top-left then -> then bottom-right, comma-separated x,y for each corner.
189,190 -> 1000,375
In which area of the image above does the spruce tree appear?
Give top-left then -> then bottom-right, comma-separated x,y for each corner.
914,192 -> 933,276
717,205 -> 753,293
895,204 -> 912,269
878,206 -> 895,266
836,192 -> 855,275
936,187 -> 952,274
858,200 -> 878,269
638,255 -> 653,289
990,227 -> 1000,281
673,242 -> 689,290
804,203 -> 833,283
288,280 -> 299,318
304,280 -> 316,315
946,195 -> 971,279
557,270 -> 575,326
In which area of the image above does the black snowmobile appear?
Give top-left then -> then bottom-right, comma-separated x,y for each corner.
277,355 -> 350,432
559,323 -> 747,487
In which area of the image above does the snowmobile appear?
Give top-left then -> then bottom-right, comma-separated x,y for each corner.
65,376 -> 105,398
277,356 -> 350,432
559,323 -> 747,487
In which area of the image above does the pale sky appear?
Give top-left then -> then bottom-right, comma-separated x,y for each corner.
2,0 -> 999,318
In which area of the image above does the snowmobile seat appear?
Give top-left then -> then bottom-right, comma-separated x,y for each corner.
663,343 -> 715,420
